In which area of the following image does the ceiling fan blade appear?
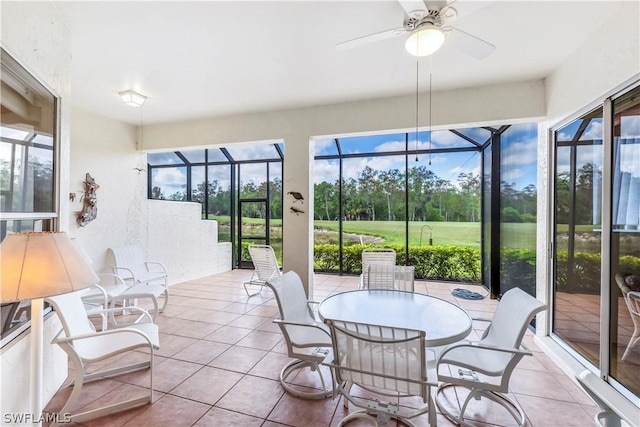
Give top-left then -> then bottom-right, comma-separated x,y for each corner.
446,26 -> 495,60
336,27 -> 407,51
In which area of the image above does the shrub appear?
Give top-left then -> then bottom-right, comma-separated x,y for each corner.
314,244 -> 481,282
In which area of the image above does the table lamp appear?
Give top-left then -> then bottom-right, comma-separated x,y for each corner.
0,232 -> 99,426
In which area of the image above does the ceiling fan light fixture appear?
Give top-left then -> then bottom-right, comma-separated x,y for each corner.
405,25 -> 445,57
119,90 -> 146,107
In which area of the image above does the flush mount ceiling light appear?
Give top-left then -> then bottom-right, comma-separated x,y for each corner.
119,90 -> 146,107
405,24 -> 445,57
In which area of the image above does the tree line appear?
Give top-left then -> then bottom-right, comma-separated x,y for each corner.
151,164 -> 537,223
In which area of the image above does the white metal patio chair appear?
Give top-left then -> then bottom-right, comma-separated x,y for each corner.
323,319 -> 438,426
45,288 -> 159,426
108,245 -> 169,312
265,271 -> 334,399
82,273 -> 161,326
615,272 -> 640,361
360,247 -> 396,289
435,287 -> 546,427
367,264 -> 415,292
244,244 -> 281,296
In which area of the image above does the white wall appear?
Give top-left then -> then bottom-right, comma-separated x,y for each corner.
545,1 -> 640,125
534,0 -> 639,381
147,200 -> 232,283
69,108 -> 147,269
0,0 -> 71,418
70,108 -> 232,283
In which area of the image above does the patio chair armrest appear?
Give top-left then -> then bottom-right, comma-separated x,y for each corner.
112,266 -> 135,281
97,272 -> 128,285
273,318 -> 331,338
82,283 -> 109,307
144,261 -> 167,274
471,317 -> 492,323
438,340 -> 530,362
100,306 -> 154,323
52,325 -> 155,345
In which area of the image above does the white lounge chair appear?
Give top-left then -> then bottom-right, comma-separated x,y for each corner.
244,244 -> 281,296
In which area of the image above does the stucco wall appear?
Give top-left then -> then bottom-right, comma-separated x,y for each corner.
69,108 -> 147,269
536,0 -> 640,331
70,108 -> 232,283
545,1 -> 640,125
147,200 -> 231,283
0,0 -> 71,418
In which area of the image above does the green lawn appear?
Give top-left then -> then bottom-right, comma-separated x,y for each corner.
314,220 -> 483,247
208,215 -> 540,249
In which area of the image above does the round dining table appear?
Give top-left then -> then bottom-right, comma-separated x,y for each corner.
318,289 -> 472,347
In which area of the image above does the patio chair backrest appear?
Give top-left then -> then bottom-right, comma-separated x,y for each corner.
109,245 -> 146,280
361,248 -> 396,287
482,287 -> 546,350
267,271 -> 315,326
367,264 -> 414,292
325,318 -> 428,398
266,271 -> 329,347
248,245 -> 281,282
46,289 -> 98,355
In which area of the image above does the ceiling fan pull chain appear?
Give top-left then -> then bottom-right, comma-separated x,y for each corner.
428,55 -> 433,166
415,59 -> 419,162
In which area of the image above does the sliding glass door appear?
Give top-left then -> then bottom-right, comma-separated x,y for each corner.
553,108 -> 603,366
552,83 -> 640,399
609,87 -> 640,396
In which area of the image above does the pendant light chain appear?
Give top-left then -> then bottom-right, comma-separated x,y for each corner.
139,105 -> 144,150
415,59 -> 419,162
428,55 -> 433,166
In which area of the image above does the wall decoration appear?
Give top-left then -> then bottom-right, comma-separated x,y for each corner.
287,191 -> 304,203
77,173 -> 99,227
290,206 -> 305,215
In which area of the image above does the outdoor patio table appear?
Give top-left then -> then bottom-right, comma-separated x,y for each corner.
318,289 -> 472,347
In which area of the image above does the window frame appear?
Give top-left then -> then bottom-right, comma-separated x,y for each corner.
0,47 -> 61,347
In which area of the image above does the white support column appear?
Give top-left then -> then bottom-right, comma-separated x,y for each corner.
282,134 -> 314,297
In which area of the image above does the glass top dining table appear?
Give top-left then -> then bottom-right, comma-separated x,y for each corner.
318,289 -> 473,347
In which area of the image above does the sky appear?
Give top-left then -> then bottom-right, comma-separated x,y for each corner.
314,123 -> 537,189
148,123 -> 541,197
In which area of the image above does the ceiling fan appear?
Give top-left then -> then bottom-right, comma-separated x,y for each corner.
336,0 -> 495,60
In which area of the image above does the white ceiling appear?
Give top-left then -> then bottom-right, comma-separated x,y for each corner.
54,1 -> 621,125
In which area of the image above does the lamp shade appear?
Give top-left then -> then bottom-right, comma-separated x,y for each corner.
0,232 -> 99,302
405,25 -> 446,57
119,90 -> 146,107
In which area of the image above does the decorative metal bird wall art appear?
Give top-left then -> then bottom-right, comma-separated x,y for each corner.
287,191 -> 304,203
290,206 -> 305,215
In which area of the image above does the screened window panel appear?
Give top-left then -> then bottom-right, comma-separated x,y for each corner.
147,152 -> 184,166
150,166 -> 187,200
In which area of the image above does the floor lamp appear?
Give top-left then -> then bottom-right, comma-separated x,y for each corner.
0,232 -> 99,426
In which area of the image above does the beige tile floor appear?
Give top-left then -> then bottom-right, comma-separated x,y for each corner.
45,270 -> 601,427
